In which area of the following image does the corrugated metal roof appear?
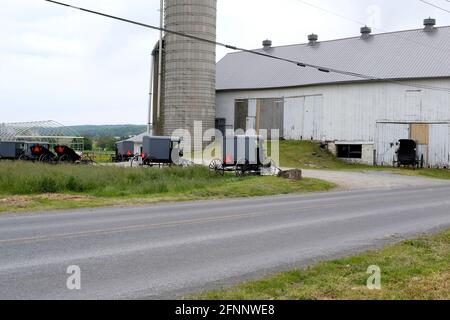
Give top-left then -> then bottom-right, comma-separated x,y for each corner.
125,132 -> 148,143
216,26 -> 450,91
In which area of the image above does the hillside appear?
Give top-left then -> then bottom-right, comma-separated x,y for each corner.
67,125 -> 147,138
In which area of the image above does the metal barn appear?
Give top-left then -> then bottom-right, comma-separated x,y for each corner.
215,21 -> 450,168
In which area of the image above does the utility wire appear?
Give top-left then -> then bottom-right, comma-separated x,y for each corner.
419,0 -> 450,14
296,0 -> 450,56
43,0 -> 450,92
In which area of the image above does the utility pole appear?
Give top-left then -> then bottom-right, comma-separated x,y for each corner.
156,0 -> 164,123
147,55 -> 154,134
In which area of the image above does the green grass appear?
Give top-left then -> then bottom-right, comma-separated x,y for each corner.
0,161 -> 334,213
192,229 -> 450,300
276,140 -> 361,169
276,140 -> 450,179
83,151 -> 115,163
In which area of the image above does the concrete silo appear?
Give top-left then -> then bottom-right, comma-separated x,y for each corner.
153,0 -> 217,149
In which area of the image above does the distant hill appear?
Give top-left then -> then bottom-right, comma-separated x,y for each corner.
68,125 -> 147,138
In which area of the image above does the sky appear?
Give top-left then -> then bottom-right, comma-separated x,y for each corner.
1,0 -> 450,125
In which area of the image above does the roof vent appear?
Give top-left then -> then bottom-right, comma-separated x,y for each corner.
262,39 -> 272,50
360,26 -> 372,39
424,17 -> 436,32
308,34 -> 318,46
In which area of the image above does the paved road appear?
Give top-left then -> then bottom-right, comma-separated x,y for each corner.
1,185 -> 450,299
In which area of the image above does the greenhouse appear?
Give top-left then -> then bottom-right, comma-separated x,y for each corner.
0,120 -> 84,151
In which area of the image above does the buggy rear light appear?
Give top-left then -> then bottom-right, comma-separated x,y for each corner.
225,154 -> 233,164
127,150 -> 132,156
141,152 -> 145,159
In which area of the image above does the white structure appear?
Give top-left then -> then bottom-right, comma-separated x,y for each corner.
215,21 -> 450,167
122,132 -> 148,155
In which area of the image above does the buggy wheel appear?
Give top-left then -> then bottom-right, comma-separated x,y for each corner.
209,159 -> 224,176
40,154 -> 52,163
18,154 -> 27,161
130,155 -> 139,168
236,159 -> 248,177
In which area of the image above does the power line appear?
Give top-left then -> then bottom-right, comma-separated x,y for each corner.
419,0 -> 450,14
43,0 -> 450,92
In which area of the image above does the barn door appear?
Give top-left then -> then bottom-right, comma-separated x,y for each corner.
259,98 -> 284,139
234,99 -> 248,132
302,96 -> 323,140
312,96 -> 323,140
428,124 -> 450,167
410,123 -> 429,166
376,123 -> 410,166
284,97 -> 305,140
246,99 -> 257,133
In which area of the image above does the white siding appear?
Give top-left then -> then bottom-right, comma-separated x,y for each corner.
216,78 -> 450,167
374,122 -> 450,167
284,97 -> 304,140
429,124 -> 450,167
217,79 -> 450,141
283,95 -> 323,140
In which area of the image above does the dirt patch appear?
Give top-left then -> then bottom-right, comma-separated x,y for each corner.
36,194 -> 93,201
0,194 -> 93,207
0,196 -> 32,206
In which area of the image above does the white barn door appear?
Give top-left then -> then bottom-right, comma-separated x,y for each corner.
283,97 -> 305,140
283,95 -> 323,141
428,124 -> 450,167
376,123 -> 410,166
303,95 -> 323,141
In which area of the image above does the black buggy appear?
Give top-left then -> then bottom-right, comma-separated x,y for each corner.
22,143 -> 56,163
0,141 -> 26,160
54,145 -> 82,163
139,136 -> 184,167
113,141 -> 136,163
209,135 -> 274,176
393,139 -> 424,169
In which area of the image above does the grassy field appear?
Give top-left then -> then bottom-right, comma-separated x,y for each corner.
277,140 -> 450,179
0,161 -> 333,213
193,229 -> 450,300
276,140 -> 364,169
83,151 -> 115,163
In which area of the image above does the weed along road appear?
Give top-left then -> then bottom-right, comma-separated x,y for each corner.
1,185 -> 450,299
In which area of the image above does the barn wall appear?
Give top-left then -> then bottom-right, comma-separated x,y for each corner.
216,79 -> 450,166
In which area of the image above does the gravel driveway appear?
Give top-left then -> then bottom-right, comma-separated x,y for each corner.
302,169 -> 450,190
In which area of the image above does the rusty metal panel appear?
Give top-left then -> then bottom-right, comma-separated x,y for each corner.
410,123 -> 429,144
